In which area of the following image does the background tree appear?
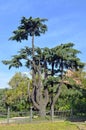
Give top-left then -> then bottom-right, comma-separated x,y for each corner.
0,89 -> 6,113
4,72 -> 30,111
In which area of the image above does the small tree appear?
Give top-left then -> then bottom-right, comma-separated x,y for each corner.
4,72 -> 30,111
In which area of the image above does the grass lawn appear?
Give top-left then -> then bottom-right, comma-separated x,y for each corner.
0,121 -> 79,130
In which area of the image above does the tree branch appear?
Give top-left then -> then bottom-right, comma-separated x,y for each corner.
31,87 -> 40,110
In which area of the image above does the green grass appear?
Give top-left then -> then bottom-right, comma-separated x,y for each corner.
0,117 -> 6,121
0,121 -> 79,130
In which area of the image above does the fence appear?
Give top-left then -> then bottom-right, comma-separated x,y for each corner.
0,107 -> 86,124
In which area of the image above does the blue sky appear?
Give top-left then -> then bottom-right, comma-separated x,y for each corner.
0,0 -> 86,88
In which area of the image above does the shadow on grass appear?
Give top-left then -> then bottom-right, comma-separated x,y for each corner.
67,116 -> 86,122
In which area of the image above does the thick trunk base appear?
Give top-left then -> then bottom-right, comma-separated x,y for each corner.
39,107 -> 46,118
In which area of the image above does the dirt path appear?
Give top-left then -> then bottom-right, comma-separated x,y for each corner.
75,123 -> 86,130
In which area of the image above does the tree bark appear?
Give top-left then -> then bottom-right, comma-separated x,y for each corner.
30,35 -> 49,118
51,104 -> 54,121
39,105 -> 46,118
31,71 -> 49,118
50,81 -> 63,119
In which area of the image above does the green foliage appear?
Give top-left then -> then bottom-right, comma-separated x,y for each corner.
8,72 -> 29,88
4,72 -> 30,111
55,85 -> 86,113
9,16 -> 48,42
80,71 -> 86,88
54,43 -> 84,70
0,89 -> 6,112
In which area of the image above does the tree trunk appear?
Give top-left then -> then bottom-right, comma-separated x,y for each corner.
51,104 -> 54,121
50,82 -> 63,120
31,35 -> 49,118
39,105 -> 46,118
32,35 -> 35,57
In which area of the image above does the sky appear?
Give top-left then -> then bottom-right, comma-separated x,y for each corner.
0,0 -> 86,88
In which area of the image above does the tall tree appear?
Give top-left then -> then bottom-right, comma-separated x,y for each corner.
3,17 -> 48,117
2,17 -> 84,118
